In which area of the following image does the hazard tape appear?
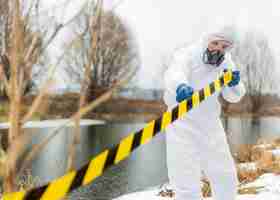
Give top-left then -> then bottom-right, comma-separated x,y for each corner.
2,70 -> 233,200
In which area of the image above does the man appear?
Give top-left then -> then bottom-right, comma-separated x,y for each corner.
163,27 -> 246,200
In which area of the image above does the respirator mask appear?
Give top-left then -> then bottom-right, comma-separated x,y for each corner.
202,48 -> 225,67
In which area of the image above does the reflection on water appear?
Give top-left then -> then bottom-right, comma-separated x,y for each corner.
25,120 -> 103,183
259,117 -> 280,138
90,124 -> 168,191
223,117 -> 260,152
9,117 -> 280,199
223,117 -> 280,152
26,121 -> 167,199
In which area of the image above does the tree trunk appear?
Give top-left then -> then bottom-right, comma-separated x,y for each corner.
3,166 -> 16,192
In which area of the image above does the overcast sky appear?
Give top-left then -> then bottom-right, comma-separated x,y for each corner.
42,0 -> 280,89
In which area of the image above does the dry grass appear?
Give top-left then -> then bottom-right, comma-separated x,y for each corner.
234,138 -> 280,195
16,170 -> 40,191
201,178 -> 212,197
238,186 -> 264,195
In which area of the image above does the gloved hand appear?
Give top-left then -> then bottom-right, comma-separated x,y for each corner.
228,70 -> 240,87
176,84 -> 194,103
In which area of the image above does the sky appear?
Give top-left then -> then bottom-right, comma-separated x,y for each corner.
41,0 -> 280,89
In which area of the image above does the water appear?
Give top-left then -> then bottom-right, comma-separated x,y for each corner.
1,117 -> 280,199
224,117 -> 280,152
223,117 -> 261,152
0,120 -> 167,199
259,117 -> 280,138
69,123 -> 167,199
70,117 -> 280,199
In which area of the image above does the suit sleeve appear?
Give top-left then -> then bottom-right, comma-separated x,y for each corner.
221,54 -> 246,103
163,49 -> 191,107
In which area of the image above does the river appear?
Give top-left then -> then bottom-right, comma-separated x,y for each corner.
1,117 -> 280,199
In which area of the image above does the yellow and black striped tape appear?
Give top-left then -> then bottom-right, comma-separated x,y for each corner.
2,70 -> 233,200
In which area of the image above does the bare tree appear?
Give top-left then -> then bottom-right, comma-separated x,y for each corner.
64,1 -> 139,100
0,0 -> 137,195
0,0 -> 45,98
0,0 -> 88,192
65,0 -> 139,171
230,29 -> 278,112
222,26 -> 278,141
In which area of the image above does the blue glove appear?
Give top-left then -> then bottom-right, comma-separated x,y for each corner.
176,84 -> 194,103
228,70 -> 240,87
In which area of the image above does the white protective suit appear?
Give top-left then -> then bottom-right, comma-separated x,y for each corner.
164,29 -> 246,200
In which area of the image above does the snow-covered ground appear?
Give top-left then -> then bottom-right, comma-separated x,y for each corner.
114,173 -> 280,200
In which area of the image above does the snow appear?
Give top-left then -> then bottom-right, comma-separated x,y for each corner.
238,162 -> 258,171
0,119 -> 104,130
240,173 -> 280,194
114,190 -> 279,200
114,173 -> 280,200
268,149 -> 280,157
253,144 -> 273,149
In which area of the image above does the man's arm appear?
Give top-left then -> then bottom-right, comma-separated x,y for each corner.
164,50 -> 190,92
164,49 -> 192,106
221,55 -> 246,103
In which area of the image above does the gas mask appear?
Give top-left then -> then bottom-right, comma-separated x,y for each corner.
202,48 -> 225,67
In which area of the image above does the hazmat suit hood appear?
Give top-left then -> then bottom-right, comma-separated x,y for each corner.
190,25 -> 237,67
199,26 -> 237,53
